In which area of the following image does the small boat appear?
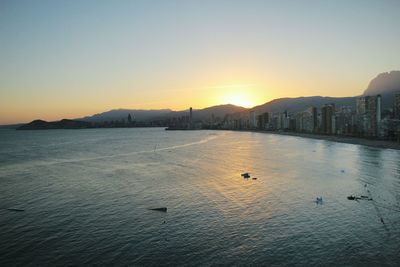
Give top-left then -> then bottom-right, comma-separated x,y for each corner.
347,195 -> 372,201
241,172 -> 250,178
347,195 -> 357,200
149,207 -> 167,212
7,208 -> 24,212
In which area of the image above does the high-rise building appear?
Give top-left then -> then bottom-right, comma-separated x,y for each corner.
262,112 -> 269,126
395,93 -> 400,119
306,106 -> 317,132
276,113 -> 282,130
276,111 -> 290,130
335,106 -> 355,135
187,107 -> 193,129
356,95 -> 381,137
249,111 -> 256,128
256,112 -> 269,129
321,104 -> 335,134
256,115 -> 263,129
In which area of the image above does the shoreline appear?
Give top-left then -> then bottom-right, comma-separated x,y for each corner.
4,125 -> 400,150
225,129 -> 400,150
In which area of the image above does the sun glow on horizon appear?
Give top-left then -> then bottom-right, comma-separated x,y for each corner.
214,84 -> 259,108
223,94 -> 254,108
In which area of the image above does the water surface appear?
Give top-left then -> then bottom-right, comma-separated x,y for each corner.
0,128 -> 399,266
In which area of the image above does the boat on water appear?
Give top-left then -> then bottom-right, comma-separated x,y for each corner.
149,207 -> 167,212
7,208 -> 24,212
241,172 -> 250,178
347,195 -> 373,201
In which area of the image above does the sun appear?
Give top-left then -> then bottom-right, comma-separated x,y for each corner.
223,94 -> 253,108
212,83 -> 258,108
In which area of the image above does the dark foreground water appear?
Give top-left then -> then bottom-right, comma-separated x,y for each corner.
0,128 -> 399,266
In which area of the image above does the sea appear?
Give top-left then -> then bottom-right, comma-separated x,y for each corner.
0,128 -> 399,266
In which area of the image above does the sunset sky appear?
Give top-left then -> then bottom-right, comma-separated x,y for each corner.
1,0 -> 400,124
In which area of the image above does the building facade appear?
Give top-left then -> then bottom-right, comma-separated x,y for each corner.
321,104 -> 335,134
356,95 -> 381,137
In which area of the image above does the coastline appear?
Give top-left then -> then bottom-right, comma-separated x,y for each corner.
6,124 -> 400,150
226,129 -> 400,150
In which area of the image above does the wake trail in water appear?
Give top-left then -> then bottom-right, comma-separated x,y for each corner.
2,134 -> 222,170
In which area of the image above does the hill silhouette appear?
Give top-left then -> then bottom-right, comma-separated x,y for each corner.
79,104 -> 246,123
79,109 -> 172,122
363,71 -> 400,108
363,71 -> 400,96
13,71 -> 400,129
251,70 -> 400,114
251,96 -> 356,114
17,119 -> 92,130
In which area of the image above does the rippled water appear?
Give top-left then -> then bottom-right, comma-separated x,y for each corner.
0,128 -> 399,266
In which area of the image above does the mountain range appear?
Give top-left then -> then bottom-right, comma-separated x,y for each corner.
363,70 -> 400,108
7,70 -> 400,128
77,104 -> 247,123
251,71 -> 400,115
78,70 -> 400,123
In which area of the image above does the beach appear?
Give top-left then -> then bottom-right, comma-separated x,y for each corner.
230,129 -> 400,150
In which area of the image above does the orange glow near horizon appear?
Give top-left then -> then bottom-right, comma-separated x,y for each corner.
0,76 -> 376,125
223,94 -> 253,108
0,77 -> 364,125
0,84 -> 267,124
214,83 -> 266,108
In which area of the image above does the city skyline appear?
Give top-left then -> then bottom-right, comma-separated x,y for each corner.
1,0 -> 400,124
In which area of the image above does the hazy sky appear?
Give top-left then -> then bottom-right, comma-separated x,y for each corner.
1,0 -> 400,124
